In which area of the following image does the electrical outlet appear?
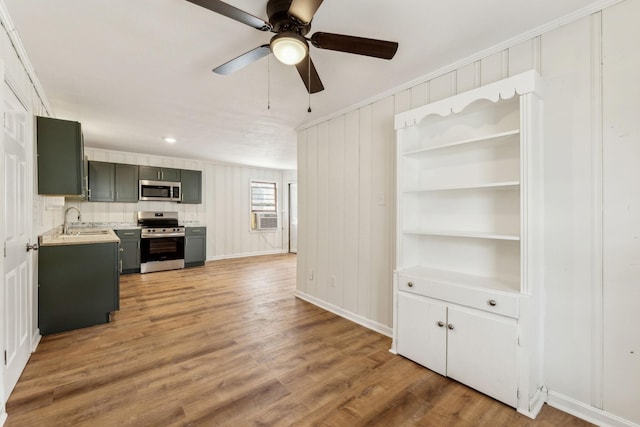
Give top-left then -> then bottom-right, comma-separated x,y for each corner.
330,275 -> 336,287
308,270 -> 314,281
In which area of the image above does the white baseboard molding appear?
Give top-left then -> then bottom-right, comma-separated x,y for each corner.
517,387 -> 546,419
207,249 -> 287,262
1,410 -> 7,427
294,290 -> 393,337
547,391 -> 639,427
31,331 -> 41,352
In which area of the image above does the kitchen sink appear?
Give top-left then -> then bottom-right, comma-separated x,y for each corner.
67,229 -> 111,236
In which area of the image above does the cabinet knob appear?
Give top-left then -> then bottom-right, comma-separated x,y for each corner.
120,248 -> 124,252
407,282 -> 414,288
488,299 -> 497,307
437,321 -> 445,327
447,324 -> 454,330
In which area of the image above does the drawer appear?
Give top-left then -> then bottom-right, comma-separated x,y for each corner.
186,227 -> 206,236
115,228 -> 141,239
397,274 -> 519,319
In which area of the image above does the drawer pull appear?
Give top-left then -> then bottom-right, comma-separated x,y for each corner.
447,324 -> 454,330
488,299 -> 497,307
407,282 -> 414,288
437,321 -> 445,327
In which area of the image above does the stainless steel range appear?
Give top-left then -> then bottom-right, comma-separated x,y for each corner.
137,211 -> 185,273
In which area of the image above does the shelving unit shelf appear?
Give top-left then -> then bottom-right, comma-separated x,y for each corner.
392,70 -> 545,418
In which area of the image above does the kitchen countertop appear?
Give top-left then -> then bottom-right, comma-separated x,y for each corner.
181,222 -> 206,227
39,228 -> 120,247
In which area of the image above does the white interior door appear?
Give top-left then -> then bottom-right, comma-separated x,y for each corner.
289,183 -> 298,253
2,81 -> 33,400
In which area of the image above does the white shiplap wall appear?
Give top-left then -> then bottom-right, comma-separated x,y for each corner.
296,1 -> 639,425
72,147 -> 292,260
296,39 -> 543,335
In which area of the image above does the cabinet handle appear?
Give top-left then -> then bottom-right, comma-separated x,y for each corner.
407,282 -> 413,288
488,299 -> 497,307
120,248 -> 124,253
447,324 -> 454,330
437,321 -> 445,327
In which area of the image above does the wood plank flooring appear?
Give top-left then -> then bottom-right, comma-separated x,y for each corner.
6,254 -> 591,426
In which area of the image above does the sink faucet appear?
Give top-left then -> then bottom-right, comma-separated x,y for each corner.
63,206 -> 82,235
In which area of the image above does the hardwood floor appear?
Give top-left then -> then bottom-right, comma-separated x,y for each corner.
6,254 -> 591,426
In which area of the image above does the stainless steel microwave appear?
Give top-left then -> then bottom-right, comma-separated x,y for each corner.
139,180 -> 181,202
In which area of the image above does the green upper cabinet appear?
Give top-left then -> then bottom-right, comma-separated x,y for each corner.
138,166 -> 181,182
88,161 -> 138,203
180,169 -> 202,204
88,161 -> 114,202
36,116 -> 84,195
115,163 -> 139,202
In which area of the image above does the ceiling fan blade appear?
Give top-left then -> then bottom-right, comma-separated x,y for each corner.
186,0 -> 272,31
288,0 -> 324,24
213,45 -> 271,75
295,56 -> 324,94
310,32 -> 399,60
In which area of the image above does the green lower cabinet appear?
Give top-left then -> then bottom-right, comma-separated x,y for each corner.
115,229 -> 141,274
185,227 -> 206,267
38,242 -> 119,335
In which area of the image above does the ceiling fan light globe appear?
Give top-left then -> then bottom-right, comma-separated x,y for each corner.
271,33 -> 308,65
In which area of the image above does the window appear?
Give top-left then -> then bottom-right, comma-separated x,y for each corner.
250,181 -> 278,231
251,181 -> 277,212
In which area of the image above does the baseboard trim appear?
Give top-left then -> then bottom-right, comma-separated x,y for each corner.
1,410 -> 7,427
517,387 -> 546,419
547,391 -> 639,427
207,249 -> 287,261
31,331 -> 41,352
294,290 -> 393,337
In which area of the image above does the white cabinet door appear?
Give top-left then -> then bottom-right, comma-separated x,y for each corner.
446,305 -> 518,407
397,292 -> 447,375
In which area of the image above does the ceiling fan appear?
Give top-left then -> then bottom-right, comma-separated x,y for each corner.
186,0 -> 399,94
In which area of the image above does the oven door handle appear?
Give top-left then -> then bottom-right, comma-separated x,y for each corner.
141,233 -> 185,239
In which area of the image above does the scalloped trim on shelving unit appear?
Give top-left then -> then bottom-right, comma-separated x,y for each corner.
395,70 -> 542,130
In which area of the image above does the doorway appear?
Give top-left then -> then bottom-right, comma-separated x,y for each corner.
288,183 -> 297,253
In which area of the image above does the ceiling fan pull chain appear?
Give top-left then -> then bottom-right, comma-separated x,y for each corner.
267,53 -> 271,110
307,54 -> 312,113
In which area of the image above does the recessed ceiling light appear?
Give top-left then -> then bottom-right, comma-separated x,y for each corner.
164,137 -> 177,144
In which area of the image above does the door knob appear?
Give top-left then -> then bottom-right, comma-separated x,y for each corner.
437,321 -> 445,327
447,324 -> 454,330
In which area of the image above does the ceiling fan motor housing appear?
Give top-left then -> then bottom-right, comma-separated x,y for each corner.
267,0 -> 310,35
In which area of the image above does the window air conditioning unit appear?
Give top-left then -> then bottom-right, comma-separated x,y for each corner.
256,212 -> 278,230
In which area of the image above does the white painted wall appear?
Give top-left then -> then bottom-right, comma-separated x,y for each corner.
296,1 -> 639,425
70,147 -> 292,260
602,1 -> 640,422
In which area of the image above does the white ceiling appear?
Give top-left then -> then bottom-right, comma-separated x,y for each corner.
3,0 -> 603,170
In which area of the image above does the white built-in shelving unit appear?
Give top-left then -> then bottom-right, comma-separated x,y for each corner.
391,71 -> 545,418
